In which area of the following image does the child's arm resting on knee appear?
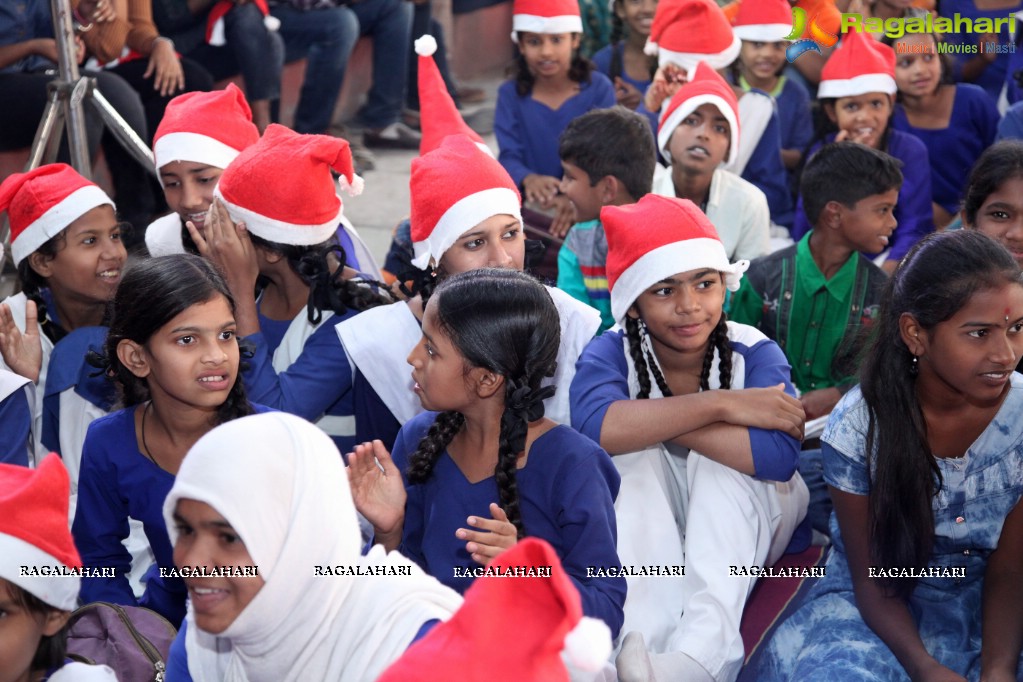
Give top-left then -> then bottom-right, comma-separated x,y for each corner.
831,484 -> 966,682
980,498 -> 1023,681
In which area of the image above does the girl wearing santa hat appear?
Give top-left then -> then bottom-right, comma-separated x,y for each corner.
73,254 -> 272,626
337,133 -> 601,452
161,411 -> 461,682
0,164 -> 126,466
495,0 -> 616,238
789,29 -> 935,273
0,455 -> 118,681
184,124 -> 390,455
348,268 -> 625,639
570,194 -> 809,682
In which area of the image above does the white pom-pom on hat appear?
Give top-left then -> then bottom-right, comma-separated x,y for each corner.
563,617 -> 613,671
415,34 -> 438,57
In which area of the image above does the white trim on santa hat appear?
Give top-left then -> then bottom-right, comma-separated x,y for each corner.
411,187 -> 522,270
11,185 -> 114,266
511,14 -> 583,41
652,33 -> 742,71
818,73 -> 897,99
154,132 -> 243,174
658,93 -> 740,166
214,186 -> 341,247
733,24 -> 794,42
610,238 -> 749,322
0,533 -> 80,611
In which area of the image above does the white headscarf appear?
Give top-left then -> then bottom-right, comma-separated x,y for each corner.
163,412 -> 462,682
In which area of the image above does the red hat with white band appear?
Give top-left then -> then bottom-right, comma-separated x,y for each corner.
657,61 -> 740,165
511,0 -> 583,42
732,0 -> 795,42
413,34 -> 490,157
818,29 -> 897,99
645,0 -> 741,71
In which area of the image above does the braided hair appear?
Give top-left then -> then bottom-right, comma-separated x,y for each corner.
17,236 -> 70,345
248,234 -> 393,323
93,254 -> 254,425
405,269 -> 560,538
625,308 -> 733,398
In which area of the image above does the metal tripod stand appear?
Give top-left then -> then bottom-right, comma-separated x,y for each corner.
0,0 -> 156,249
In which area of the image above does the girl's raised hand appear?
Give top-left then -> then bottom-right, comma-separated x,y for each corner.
722,383 -> 806,441
0,300 -> 42,383
346,440 -> 407,546
644,63 -> 688,112
522,174 -> 561,207
614,77 -> 642,110
187,196 -> 259,291
548,194 -> 577,240
456,502 -> 518,566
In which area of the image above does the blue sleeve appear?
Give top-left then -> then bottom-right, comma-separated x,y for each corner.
739,338 -> 801,481
241,318 -> 353,422
888,133 -> 935,261
72,431 -> 137,606
591,72 -> 617,108
569,332 -> 630,445
353,369 -> 402,451
635,101 -> 661,142
974,85 -> 1001,149
781,79 -> 813,151
821,441 -> 869,496
591,44 -> 613,77
164,620 -> 192,682
741,111 -> 793,228
998,101 -> 1023,140
410,619 -> 441,646
0,388 -> 31,466
495,82 -> 535,188
553,444 -> 626,638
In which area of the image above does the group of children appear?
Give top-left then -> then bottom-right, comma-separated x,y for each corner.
2,0 -> 1023,680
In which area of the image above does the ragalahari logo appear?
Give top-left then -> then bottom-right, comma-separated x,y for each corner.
786,7 -> 839,62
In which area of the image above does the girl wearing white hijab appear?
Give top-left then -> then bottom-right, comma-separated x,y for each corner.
162,411 -> 462,682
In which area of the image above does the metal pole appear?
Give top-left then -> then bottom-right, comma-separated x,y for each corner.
50,0 -> 91,176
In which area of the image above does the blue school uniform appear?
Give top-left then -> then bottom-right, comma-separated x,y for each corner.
939,0 -> 1021,103
242,304 -> 361,454
755,379 -> 1023,680
790,130 -> 935,261
389,410 -> 626,638
892,84 -> 999,215
0,370 -> 31,466
72,403 -> 271,625
591,42 -> 652,95
495,73 -> 616,187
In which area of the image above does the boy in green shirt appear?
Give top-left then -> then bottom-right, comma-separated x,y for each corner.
557,107 -> 655,332
729,142 -> 902,419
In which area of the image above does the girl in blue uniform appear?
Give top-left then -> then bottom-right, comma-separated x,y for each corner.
72,254 -> 270,626
756,229 -> 1023,681
496,0 -> 616,236
570,194 -> 808,682
591,0 -> 657,110
348,268 -> 625,639
0,244 -> 33,466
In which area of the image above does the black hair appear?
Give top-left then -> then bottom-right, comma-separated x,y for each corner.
860,230 -> 1023,597
798,97 -> 895,193
728,39 -> 788,85
558,106 -> 656,200
177,220 -> 201,256
247,233 -> 393,324
962,140 -> 1023,226
607,1 -> 657,84
17,219 -> 131,344
405,269 -> 560,538
881,31 -> 955,94
625,302 -> 733,398
800,141 -> 904,226
508,34 -> 595,97
1,579 -> 68,672
95,254 -> 254,424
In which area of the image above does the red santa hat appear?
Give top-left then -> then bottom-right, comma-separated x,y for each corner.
413,34 -> 490,157
378,538 -> 612,682
511,0 -> 583,42
604,194 -> 749,323
0,164 -> 114,267
0,454 -> 82,611
732,0 -> 794,42
645,0 -> 741,71
818,29 -> 897,99
214,124 -> 363,246
409,134 -> 521,270
657,61 -> 740,165
153,84 -> 260,176
206,0 -> 280,46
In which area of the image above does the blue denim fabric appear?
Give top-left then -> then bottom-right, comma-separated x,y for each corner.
271,4 -> 359,134
798,447 -> 831,536
350,0 -> 413,129
754,382 -> 1023,680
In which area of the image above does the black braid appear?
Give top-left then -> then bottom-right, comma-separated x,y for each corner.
406,410 -> 465,484
646,345 -> 673,397
16,260 -> 66,344
609,9 -> 625,81
699,315 -> 733,391
496,395 -> 527,539
625,316 -> 653,399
